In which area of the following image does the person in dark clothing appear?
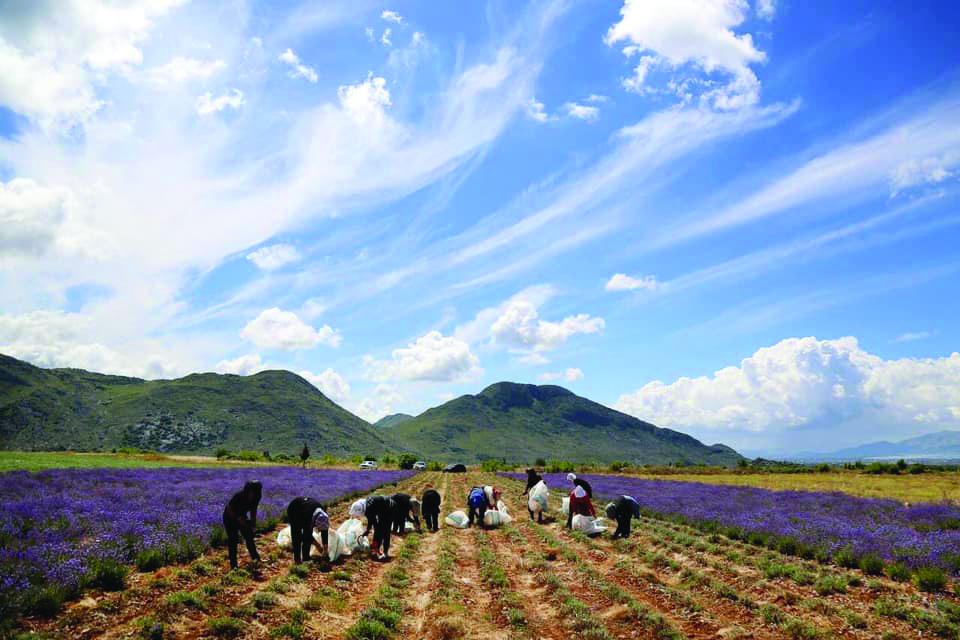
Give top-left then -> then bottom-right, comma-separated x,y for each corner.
567,473 -> 593,499
390,493 -> 421,534
286,497 -> 330,563
222,480 -> 262,570
421,486 -> 441,532
467,486 -> 490,528
605,495 -> 641,539
522,468 -> 545,522
362,495 -> 394,560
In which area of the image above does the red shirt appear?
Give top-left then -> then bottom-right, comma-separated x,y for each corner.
569,490 -> 595,517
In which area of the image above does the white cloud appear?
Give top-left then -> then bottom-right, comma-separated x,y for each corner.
605,273 -> 659,291
337,73 -> 391,126
246,243 -> 301,271
299,298 -> 327,320
894,331 -> 935,343
539,367 -> 584,383
525,98 -> 551,122
890,155 -> 955,196
605,0 -> 766,110
0,178 -> 70,256
756,0 -> 776,20
195,89 -> 245,116
380,28 -> 393,47
241,308 -> 341,350
0,310 -> 180,379
381,10 -> 404,24
518,352 -> 551,366
586,94 -> 609,103
615,336 -> 960,436
147,57 -> 225,85
300,368 -> 351,403
278,48 -> 318,83
622,55 -> 660,93
352,383 -> 403,422
564,101 -> 600,122
215,353 -> 265,375
365,27 -> 375,42
0,0 -> 187,128
387,31 -> 432,69
365,330 -> 481,382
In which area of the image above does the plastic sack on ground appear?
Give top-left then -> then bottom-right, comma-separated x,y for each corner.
327,529 -> 344,562
561,497 -> 570,516
277,525 -> 293,550
337,518 -> 366,555
445,510 -> 470,528
405,520 -> 416,532
484,504 -> 513,527
571,514 -> 607,536
528,481 -> 549,514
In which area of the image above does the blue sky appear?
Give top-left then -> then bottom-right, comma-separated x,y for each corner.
1,0 -> 959,455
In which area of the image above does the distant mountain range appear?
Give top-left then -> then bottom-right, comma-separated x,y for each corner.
789,431 -> 960,462
0,354 -> 742,465
373,413 -> 414,429
0,354 -> 387,456
384,381 -> 743,465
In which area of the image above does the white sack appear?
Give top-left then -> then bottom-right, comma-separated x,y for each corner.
561,497 -> 570,516
571,514 -> 607,536
405,520 -> 416,532
529,481 -> 549,513
277,525 -> 292,550
484,505 -> 513,527
445,510 -> 470,529
277,524 -> 342,560
337,518 -> 367,555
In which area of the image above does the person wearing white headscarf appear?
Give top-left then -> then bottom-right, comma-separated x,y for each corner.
566,483 -> 596,529
567,473 -> 593,498
285,496 -> 329,563
349,498 -> 367,519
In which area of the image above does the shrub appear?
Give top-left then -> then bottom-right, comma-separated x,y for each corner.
380,453 -> 396,465
22,586 -> 67,618
885,562 -> 911,582
609,461 -> 630,472
165,590 -> 206,610
271,622 -> 305,639
253,591 -> 278,609
913,567 -> 947,593
345,619 -> 391,640
136,549 -> 166,572
397,454 -> 418,470
534,457 -> 547,467
858,555 -> 885,576
135,616 -> 165,640
87,558 -> 129,591
215,448 -> 230,459
427,461 -> 443,471
480,459 -> 507,472
207,617 -> 245,638
833,547 -> 858,569
234,450 -> 263,462
814,575 -> 847,596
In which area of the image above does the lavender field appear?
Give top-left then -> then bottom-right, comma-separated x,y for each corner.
0,467 -> 412,620
504,472 -> 960,574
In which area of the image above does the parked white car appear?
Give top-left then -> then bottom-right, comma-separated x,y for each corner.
412,461 -> 426,470
359,460 -> 378,470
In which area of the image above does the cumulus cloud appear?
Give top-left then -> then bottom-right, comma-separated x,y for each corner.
300,368 -> 351,403
215,353 -> 265,375
605,273 -> 660,291
0,0 -> 186,128
352,383 -> 403,422
890,154 -> 956,196
539,367 -> 584,383
380,28 -> 393,46
241,308 -> 341,350
0,178 -> 70,256
490,300 -> 604,352
148,57 -> 225,85
564,101 -> 600,122
365,330 -> 481,382
0,310 -> 179,379
381,10 -> 404,24
525,98 -> 551,122
246,243 -> 301,270
615,336 -> 960,438
195,89 -> 245,115
278,48 -> 318,83
337,73 -> 391,125
605,0 -> 766,110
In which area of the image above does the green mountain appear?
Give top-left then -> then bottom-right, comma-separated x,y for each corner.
0,354 -> 387,456
383,382 -> 743,465
374,413 -> 415,429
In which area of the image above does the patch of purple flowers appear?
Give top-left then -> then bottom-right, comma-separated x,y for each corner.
0,467 -> 412,617
503,472 -> 960,573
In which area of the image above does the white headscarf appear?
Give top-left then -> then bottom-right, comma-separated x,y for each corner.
573,485 -> 587,499
312,507 -> 330,530
349,499 -> 366,518
567,473 -> 577,483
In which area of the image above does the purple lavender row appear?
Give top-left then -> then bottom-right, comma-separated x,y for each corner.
501,472 -> 960,573
0,467 -> 413,611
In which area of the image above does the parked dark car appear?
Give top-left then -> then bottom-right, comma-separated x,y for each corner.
442,463 -> 467,473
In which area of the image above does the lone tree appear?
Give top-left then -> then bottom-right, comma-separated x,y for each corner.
300,443 -> 310,468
